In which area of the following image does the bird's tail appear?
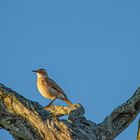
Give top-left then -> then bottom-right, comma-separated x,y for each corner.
64,97 -> 73,107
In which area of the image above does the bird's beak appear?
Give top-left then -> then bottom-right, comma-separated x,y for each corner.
32,70 -> 38,73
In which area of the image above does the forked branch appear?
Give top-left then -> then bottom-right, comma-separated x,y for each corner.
0,83 -> 140,140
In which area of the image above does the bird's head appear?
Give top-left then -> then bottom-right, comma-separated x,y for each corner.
32,68 -> 48,78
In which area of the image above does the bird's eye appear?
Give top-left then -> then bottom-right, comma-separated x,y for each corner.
40,70 -> 45,74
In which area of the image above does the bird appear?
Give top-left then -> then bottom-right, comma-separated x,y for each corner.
32,68 -> 73,107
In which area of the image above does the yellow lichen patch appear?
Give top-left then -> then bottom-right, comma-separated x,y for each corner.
3,96 -> 14,112
44,105 -> 69,117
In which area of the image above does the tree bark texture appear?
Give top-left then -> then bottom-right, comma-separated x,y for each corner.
0,83 -> 140,140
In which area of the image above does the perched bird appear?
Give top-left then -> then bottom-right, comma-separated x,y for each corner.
33,68 -> 73,107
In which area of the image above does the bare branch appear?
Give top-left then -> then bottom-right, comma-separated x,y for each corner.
100,87 -> 140,139
0,83 -> 140,140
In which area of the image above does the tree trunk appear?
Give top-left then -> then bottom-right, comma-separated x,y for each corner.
0,83 -> 140,140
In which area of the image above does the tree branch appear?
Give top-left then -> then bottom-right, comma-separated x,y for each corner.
100,87 -> 140,139
0,83 -> 140,140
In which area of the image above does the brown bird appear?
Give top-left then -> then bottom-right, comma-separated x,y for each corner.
33,68 -> 72,107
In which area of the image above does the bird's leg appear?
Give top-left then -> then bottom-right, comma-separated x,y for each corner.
44,97 -> 57,108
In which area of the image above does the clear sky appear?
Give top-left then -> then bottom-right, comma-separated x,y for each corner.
0,0 -> 140,140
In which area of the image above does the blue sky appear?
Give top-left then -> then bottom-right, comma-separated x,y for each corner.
0,1 -> 140,140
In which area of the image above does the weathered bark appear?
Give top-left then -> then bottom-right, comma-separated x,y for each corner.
0,83 -> 140,140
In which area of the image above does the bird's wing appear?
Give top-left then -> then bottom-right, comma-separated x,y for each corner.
43,77 -> 67,98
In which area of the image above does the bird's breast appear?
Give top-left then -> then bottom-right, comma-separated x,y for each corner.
37,78 -> 54,99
